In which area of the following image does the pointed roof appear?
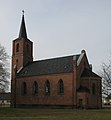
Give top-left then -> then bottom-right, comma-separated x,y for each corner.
81,68 -> 101,78
19,11 -> 27,39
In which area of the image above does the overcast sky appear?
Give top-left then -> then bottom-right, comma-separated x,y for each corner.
0,0 -> 111,72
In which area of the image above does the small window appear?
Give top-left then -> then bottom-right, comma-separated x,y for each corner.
22,82 -> 27,95
58,79 -> 64,94
16,43 -> 19,52
33,81 -> 38,95
45,80 -> 50,95
92,83 -> 96,95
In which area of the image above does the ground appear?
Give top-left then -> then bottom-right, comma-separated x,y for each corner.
0,107 -> 111,120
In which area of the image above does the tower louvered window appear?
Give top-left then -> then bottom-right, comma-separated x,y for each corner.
16,43 -> 19,52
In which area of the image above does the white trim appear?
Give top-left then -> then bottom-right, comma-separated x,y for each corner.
77,52 -> 84,66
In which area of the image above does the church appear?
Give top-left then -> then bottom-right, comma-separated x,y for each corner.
11,13 -> 102,109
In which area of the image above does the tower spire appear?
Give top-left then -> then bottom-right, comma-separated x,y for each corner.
19,10 -> 27,39
22,10 -> 24,15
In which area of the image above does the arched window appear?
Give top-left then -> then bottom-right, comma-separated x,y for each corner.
92,83 -> 96,95
16,43 -> 19,52
45,80 -> 50,95
22,82 -> 27,95
58,79 -> 64,94
33,81 -> 38,95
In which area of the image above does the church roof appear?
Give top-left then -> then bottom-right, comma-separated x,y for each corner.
17,55 -> 80,77
19,11 -> 27,39
77,86 -> 90,93
81,68 -> 101,78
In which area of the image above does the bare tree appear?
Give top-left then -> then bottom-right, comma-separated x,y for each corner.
0,43 -> 10,92
100,57 -> 111,98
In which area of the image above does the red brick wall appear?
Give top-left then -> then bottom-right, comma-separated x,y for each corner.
76,54 -> 90,89
75,53 -> 102,108
12,38 -> 33,79
11,38 -> 33,107
15,73 -> 75,106
80,78 -> 102,108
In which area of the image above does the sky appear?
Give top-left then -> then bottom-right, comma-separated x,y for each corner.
0,0 -> 111,73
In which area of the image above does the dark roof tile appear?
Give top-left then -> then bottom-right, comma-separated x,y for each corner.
17,55 -> 80,77
81,68 -> 101,78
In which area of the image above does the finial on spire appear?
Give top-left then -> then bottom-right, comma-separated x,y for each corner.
19,10 -> 27,39
22,10 -> 24,16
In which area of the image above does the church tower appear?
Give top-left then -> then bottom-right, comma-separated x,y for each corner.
11,11 -> 33,107
12,11 -> 33,80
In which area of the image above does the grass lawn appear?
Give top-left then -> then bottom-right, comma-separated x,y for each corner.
0,107 -> 111,120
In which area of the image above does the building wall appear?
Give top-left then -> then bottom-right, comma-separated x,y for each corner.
12,52 -> 102,109
11,38 -> 33,107
76,54 -> 90,89
75,53 -> 101,109
12,38 -> 33,80
15,73 -> 75,107
77,92 -> 89,109
79,77 -> 102,108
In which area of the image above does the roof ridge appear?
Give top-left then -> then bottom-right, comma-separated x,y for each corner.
33,54 -> 80,63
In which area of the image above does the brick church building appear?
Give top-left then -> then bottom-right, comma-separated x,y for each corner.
11,13 -> 102,109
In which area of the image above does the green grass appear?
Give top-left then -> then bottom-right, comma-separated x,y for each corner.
0,108 -> 111,120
